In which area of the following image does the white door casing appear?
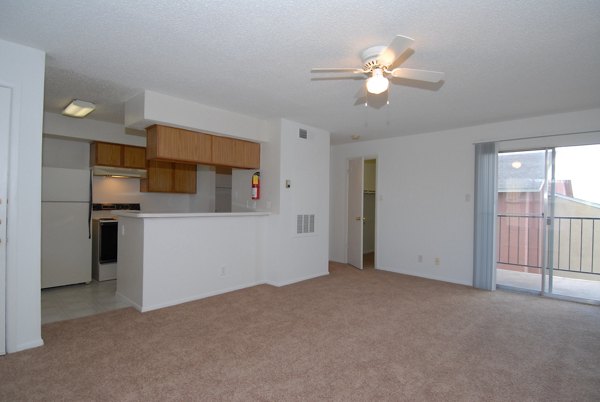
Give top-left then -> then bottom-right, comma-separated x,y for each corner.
0,86 -> 11,355
347,157 -> 364,269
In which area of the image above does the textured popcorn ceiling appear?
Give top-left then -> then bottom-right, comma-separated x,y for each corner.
1,0 -> 599,144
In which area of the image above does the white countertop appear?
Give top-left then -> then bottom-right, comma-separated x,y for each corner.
113,211 -> 270,219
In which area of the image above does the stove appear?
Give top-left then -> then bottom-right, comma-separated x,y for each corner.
92,203 -> 141,211
92,203 -> 141,220
91,203 -> 140,281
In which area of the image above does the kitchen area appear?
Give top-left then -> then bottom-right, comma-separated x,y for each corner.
41,124 -> 261,323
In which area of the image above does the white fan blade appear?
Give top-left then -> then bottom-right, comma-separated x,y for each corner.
390,68 -> 445,82
378,35 -> 414,66
311,68 -> 364,73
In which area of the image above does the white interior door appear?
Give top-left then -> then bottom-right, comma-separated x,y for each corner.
0,86 -> 11,355
347,157 -> 364,269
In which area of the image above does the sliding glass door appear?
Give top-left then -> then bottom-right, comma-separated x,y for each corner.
496,145 -> 600,302
548,145 -> 600,301
496,149 -> 550,293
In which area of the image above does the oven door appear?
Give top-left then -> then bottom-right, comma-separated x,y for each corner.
99,220 -> 118,263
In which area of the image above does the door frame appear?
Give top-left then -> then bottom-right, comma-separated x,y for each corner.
0,85 -> 11,355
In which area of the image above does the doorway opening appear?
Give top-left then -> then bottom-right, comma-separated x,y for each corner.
347,157 -> 377,270
496,144 -> 600,302
363,159 -> 376,268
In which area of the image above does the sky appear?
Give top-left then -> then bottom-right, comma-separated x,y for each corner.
555,144 -> 600,205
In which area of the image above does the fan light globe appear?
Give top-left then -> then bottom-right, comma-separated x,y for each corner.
366,69 -> 389,94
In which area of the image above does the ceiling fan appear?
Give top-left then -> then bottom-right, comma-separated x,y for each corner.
311,35 -> 445,95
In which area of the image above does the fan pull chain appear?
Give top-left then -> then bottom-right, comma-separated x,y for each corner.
386,99 -> 390,126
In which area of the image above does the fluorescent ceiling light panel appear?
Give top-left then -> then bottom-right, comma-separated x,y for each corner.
62,99 -> 96,118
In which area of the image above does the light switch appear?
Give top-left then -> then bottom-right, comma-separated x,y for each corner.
285,179 -> 291,188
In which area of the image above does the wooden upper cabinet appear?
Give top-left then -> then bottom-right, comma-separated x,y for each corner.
122,145 -> 146,169
140,160 -> 197,194
172,163 -> 197,193
239,140 -> 260,169
146,125 -> 212,164
212,136 -> 260,169
91,142 -> 122,167
146,124 -> 260,169
90,142 -> 146,168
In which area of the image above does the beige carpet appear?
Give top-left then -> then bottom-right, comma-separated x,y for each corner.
1,262 -> 599,401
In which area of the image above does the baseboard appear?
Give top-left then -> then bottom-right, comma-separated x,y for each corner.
139,281 -> 264,312
376,266 -> 472,287
116,292 -> 143,312
11,338 -> 44,353
265,271 -> 329,287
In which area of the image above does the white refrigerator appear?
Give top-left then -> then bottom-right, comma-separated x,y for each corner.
41,167 -> 92,288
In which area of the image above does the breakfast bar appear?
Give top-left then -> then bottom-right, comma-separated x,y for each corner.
114,211 -> 270,312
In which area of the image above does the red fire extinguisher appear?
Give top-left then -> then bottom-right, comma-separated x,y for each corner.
251,172 -> 260,200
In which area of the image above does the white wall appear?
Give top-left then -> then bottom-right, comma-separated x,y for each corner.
117,214 -> 268,312
0,39 -> 45,352
263,119 -> 330,286
330,108 -> 600,286
44,112 -> 146,146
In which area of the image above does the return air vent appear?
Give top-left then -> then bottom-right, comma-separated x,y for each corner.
299,128 -> 308,139
296,214 -> 315,235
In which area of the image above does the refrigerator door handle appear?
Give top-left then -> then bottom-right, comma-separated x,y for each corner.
88,168 -> 92,239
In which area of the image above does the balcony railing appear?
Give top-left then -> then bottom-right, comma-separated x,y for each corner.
497,214 -> 600,275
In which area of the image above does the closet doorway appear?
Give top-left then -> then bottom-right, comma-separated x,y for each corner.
347,157 -> 377,269
363,159 -> 376,268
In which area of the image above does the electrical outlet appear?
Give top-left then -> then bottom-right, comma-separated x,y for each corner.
220,266 -> 226,276
435,257 -> 440,266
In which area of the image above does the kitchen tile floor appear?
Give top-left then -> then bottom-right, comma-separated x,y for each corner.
41,280 -> 130,324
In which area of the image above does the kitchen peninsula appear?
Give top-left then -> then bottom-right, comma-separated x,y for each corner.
114,211 -> 269,312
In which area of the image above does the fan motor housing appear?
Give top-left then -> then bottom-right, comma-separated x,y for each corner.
361,45 -> 387,69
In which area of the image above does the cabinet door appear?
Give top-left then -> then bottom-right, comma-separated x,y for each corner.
212,136 -> 260,169
172,163 -> 197,193
123,146 -> 146,169
142,160 -> 173,192
212,136 -> 237,166
92,142 -> 122,167
147,125 -> 212,164
239,140 -> 260,169
176,129 -> 212,164
146,125 -> 178,160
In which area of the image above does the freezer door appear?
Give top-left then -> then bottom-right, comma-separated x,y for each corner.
41,202 -> 92,288
42,167 -> 90,202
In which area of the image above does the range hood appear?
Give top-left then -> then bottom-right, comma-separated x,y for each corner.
92,166 -> 147,179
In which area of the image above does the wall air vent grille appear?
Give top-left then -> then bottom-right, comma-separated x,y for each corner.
296,214 -> 315,235
299,128 -> 308,139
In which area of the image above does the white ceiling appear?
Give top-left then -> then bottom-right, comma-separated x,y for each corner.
1,0 -> 599,144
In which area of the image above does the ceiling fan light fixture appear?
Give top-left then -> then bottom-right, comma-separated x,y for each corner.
366,68 -> 389,94
62,99 -> 96,118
